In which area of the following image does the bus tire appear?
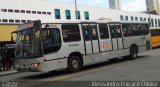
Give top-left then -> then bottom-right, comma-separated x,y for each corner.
68,55 -> 82,73
130,46 -> 138,59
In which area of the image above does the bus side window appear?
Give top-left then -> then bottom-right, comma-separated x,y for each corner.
122,23 -> 133,37
42,28 -> 62,54
109,24 -> 117,38
99,24 -> 109,39
141,24 -> 149,35
151,30 -> 155,36
62,24 -> 81,42
132,24 -> 142,36
83,26 -> 91,41
115,25 -> 122,38
49,29 -> 61,46
151,30 -> 157,37
91,25 -> 98,40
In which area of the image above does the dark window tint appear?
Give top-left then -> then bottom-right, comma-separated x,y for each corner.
47,12 -> 51,15
158,19 -> 160,27
65,10 -> 71,19
125,16 -> 128,20
159,30 -> 160,36
2,19 -> 8,22
120,15 -> 123,20
37,11 -> 41,14
83,25 -> 91,41
21,20 -> 26,23
26,10 -> 31,14
15,20 -> 20,23
122,23 -> 133,37
131,16 -> 134,21
20,10 -> 25,13
140,17 -> 142,21
75,11 -> 80,20
141,24 -> 149,35
42,28 -> 61,54
135,17 -> 138,21
132,24 -> 142,36
14,10 -> 19,13
91,25 -> 98,40
8,9 -> 13,12
109,24 -> 117,38
42,12 -> 46,15
99,24 -> 109,39
2,9 -> 7,12
55,9 -> 61,19
115,25 -> 122,38
84,11 -> 89,20
62,24 -> 81,42
109,24 -> 122,38
155,19 -> 158,27
9,19 -> 14,23
32,11 -> 36,14
151,19 -> 154,27
42,12 -> 46,14
82,25 -> 98,41
0,19 -> 1,22
151,30 -> 158,36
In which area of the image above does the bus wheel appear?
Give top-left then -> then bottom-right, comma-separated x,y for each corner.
68,55 -> 82,73
130,46 -> 138,59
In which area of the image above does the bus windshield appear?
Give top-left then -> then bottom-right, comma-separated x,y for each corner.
16,28 -> 43,58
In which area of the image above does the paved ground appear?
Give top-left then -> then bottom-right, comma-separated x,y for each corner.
0,48 -> 160,87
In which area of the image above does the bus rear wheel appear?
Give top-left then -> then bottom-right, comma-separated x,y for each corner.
130,46 -> 138,59
68,55 -> 82,73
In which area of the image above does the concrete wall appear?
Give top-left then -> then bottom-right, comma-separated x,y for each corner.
0,24 -> 18,41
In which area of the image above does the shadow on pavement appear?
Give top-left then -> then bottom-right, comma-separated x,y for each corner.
21,55 -> 148,80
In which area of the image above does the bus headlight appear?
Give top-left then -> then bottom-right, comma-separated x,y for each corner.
31,63 -> 41,67
15,65 -> 20,68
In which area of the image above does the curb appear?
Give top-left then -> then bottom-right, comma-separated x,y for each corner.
0,70 -> 18,76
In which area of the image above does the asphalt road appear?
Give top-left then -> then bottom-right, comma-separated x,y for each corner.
0,48 -> 160,87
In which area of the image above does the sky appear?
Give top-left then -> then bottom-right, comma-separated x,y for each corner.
49,0 -> 146,12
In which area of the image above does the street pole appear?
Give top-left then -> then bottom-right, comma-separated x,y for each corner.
147,0 -> 151,28
75,0 -> 78,20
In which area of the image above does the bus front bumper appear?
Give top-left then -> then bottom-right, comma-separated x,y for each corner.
15,64 -> 41,72
14,58 -> 44,72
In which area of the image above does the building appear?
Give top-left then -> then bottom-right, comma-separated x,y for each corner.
146,0 -> 160,15
1,0 -> 160,41
109,0 -> 121,10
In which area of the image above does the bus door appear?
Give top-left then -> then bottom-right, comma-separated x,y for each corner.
82,23 -> 100,55
109,23 -> 123,51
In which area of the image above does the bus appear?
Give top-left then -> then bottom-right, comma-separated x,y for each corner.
14,20 -> 151,72
150,28 -> 160,48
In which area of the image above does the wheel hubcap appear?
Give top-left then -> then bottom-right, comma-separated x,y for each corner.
72,60 -> 79,69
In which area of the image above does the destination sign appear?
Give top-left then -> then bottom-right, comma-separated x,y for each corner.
42,24 -> 58,28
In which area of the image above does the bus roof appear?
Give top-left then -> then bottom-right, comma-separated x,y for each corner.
41,20 -> 148,24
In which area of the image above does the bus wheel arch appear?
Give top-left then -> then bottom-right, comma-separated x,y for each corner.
67,52 -> 83,73
130,44 -> 138,59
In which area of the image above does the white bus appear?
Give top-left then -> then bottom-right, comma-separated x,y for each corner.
15,20 -> 151,72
